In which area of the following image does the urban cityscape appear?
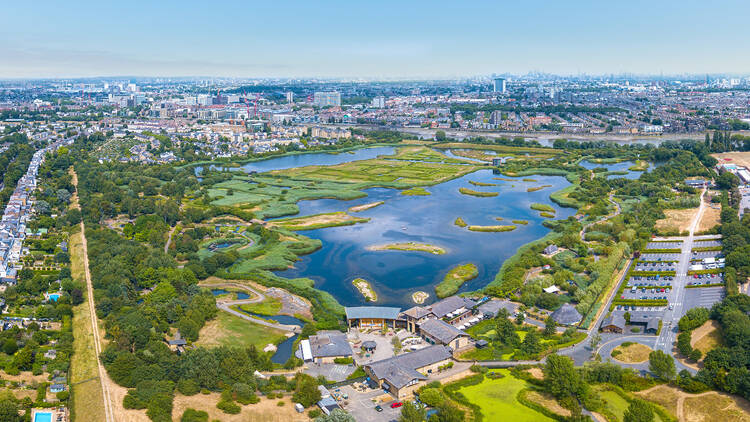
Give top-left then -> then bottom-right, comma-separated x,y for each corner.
2,2 -> 750,422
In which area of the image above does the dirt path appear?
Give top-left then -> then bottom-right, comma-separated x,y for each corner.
164,224 -> 177,254
72,170 -> 116,422
638,384 -> 730,421
580,191 -> 621,242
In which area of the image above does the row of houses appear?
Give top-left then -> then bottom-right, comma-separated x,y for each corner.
0,137 -> 71,284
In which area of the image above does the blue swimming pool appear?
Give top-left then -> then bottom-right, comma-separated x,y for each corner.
34,411 -> 53,422
48,294 -> 60,302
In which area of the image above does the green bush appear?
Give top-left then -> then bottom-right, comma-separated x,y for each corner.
181,408 -> 209,422
333,357 -> 353,365
217,400 -> 241,414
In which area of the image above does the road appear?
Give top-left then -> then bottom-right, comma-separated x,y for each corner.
72,170 -> 115,422
201,282 -> 302,333
652,188 -> 708,373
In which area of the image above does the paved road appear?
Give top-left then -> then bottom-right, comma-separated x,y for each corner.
202,282 -> 302,333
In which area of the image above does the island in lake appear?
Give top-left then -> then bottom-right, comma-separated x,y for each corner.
367,242 -> 447,255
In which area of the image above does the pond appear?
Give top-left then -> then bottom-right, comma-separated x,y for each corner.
194,146 -> 397,176
235,307 -> 304,364
578,159 -> 654,180
275,168 -> 576,308
209,289 -> 251,300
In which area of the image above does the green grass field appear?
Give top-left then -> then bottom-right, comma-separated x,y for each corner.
195,311 -> 287,349
459,371 -> 554,422
400,187 -> 431,196
239,297 -> 282,316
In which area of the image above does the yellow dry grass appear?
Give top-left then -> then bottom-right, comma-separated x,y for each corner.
172,393 -> 311,422
525,367 -> 544,380
636,385 -> 681,417
698,204 -> 722,232
525,390 -> 572,417
655,208 -> 698,234
691,320 -> 723,356
637,384 -> 750,422
611,342 -> 652,364
69,231 -> 107,422
712,152 -> 750,169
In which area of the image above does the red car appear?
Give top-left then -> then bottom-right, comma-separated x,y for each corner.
391,402 -> 403,409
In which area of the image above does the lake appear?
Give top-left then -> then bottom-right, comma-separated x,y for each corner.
195,146 -> 397,176
578,159 -> 654,180
276,168 -> 575,308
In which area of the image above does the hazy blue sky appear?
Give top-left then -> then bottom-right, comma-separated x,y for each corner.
2,0 -> 748,78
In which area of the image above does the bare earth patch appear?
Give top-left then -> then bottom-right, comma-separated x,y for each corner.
348,201 -> 385,213
637,384 -> 750,422
172,393 -> 310,422
656,208 -> 698,234
712,152 -> 750,169
525,367 -> 544,380
697,204 -> 721,233
611,342 -> 652,363
691,320 -> 722,357
525,390 -> 572,417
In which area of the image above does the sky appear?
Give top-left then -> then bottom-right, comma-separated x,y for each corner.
2,0 -> 749,79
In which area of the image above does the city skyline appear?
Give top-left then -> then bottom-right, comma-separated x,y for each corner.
3,0 -> 750,79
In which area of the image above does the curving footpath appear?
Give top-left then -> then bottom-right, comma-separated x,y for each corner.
200,282 -> 301,333
580,191 -> 621,242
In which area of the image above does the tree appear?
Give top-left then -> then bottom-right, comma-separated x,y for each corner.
515,312 -> 525,325
623,398 -> 654,422
544,316 -> 557,337
0,398 -> 20,422
496,317 -> 520,347
399,401 -> 427,422
434,130 -> 447,142
648,350 -> 676,381
293,373 -> 321,407
418,388 -> 444,407
589,332 -> 602,350
314,408 -> 355,422
544,354 -> 582,398
521,330 -> 543,355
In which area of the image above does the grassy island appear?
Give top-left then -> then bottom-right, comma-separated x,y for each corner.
435,263 -> 479,298
512,219 -> 529,225
522,178 -> 538,182
539,212 -> 555,218
459,187 -> 499,197
352,278 -> 377,302
454,217 -> 467,227
469,180 -> 498,187
628,160 -> 650,171
367,242 -> 446,255
530,203 -> 555,213
401,187 -> 431,196
348,201 -> 384,213
272,211 -> 370,231
493,177 -> 516,182
527,185 -> 552,192
468,225 -> 517,232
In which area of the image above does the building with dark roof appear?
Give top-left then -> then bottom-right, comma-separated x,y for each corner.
600,314 -> 626,333
363,345 -> 453,399
308,330 -> 353,363
418,318 -> 471,350
550,303 -> 582,326
629,314 -> 661,334
401,295 -> 477,332
345,306 -> 401,330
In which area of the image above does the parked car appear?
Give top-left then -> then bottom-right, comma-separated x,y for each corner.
375,405 -> 383,412
391,402 -> 403,409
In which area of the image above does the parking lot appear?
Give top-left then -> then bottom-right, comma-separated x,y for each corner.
339,385 -> 401,422
646,241 -> 683,249
683,287 -> 726,309
640,253 -> 681,261
690,250 -> 723,260
692,240 -> 722,248
634,261 -> 676,272
687,272 -> 724,286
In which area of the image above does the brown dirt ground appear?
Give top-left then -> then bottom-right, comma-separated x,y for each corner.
525,390 -> 572,417
691,320 -> 723,357
637,384 -> 750,422
712,152 -> 750,169
611,343 -> 652,364
348,201 -> 385,213
0,371 -> 49,384
273,212 -> 361,229
525,367 -> 544,380
172,393 -> 310,422
697,204 -> 722,233
656,208 -> 698,234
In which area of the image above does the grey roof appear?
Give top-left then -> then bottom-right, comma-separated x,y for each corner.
418,318 -> 469,345
646,318 -> 660,332
601,314 -> 626,330
362,341 -> 377,349
309,331 -> 353,358
365,345 -> 451,389
401,306 -> 433,320
345,306 -> 401,321
427,296 -> 476,319
477,299 -> 518,317
551,303 -> 582,325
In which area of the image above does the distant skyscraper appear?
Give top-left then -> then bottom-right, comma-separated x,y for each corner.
286,92 -> 294,104
493,77 -> 506,93
313,91 -> 341,107
371,96 -> 386,108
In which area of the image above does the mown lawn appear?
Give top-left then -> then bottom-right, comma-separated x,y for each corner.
239,297 -> 282,316
195,311 -> 287,349
458,370 -> 554,422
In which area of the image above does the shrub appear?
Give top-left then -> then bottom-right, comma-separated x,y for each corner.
217,400 -> 241,414
277,401 -> 285,407
181,408 -> 209,422
470,364 -> 488,373
486,371 -> 506,379
333,357 -> 353,365
631,327 -> 641,333
55,391 -> 70,401
177,379 -> 200,396
308,409 -> 323,418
